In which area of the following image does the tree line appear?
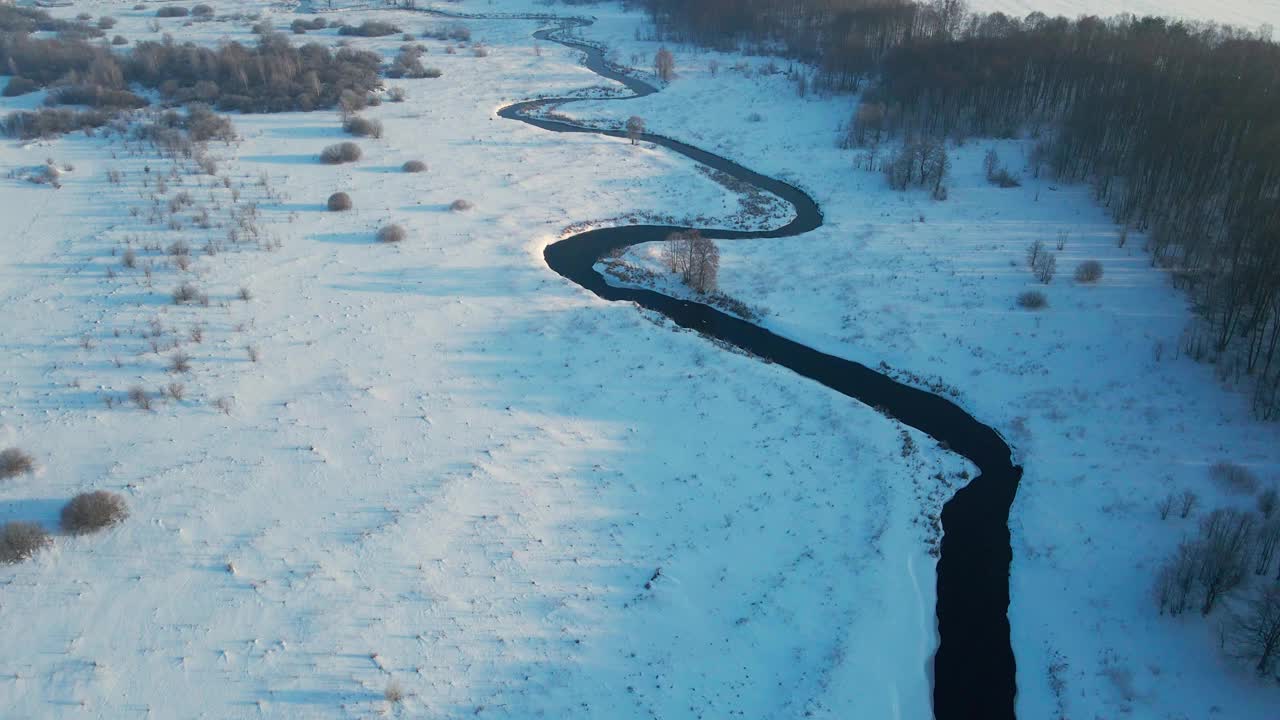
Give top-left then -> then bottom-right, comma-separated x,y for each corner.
1,6 -> 383,118
641,0 -> 1280,419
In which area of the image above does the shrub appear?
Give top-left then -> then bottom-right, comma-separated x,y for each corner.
449,199 -> 473,212
2,108 -> 114,139
339,20 -> 402,37
387,87 -> 407,102
327,192 -> 353,211
1074,259 -> 1104,283
3,76 -> 39,97
172,282 -> 200,304
0,522 -> 51,564
0,448 -> 36,479
343,115 -> 383,138
290,18 -> 311,34
989,168 -> 1021,187
377,224 -> 407,243
1210,461 -> 1260,494
112,35 -> 128,45
385,680 -> 405,704
1258,486 -> 1278,518
97,16 -> 117,30
1017,290 -> 1048,309
320,142 -> 362,164
401,160 -> 426,173
388,45 -> 429,79
48,84 -> 148,109
156,6 -> 190,18
60,490 -> 129,534
169,351 -> 191,373
127,35 -> 382,113
183,104 -> 236,141
191,4 -> 214,17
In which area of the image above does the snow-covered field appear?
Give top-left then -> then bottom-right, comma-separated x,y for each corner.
0,2 -> 967,717
1,0 -> 1277,718
545,3 -> 1280,720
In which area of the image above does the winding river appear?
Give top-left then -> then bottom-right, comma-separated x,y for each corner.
445,11 -> 1023,718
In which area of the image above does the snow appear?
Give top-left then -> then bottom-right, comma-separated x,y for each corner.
0,2 -> 964,717
543,4 -> 1280,719
0,0 -> 1276,717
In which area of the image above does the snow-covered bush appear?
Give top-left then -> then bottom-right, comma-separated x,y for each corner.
339,20 -> 401,37
343,116 -> 383,139
0,522 -> 51,563
320,142 -> 362,164
60,491 -> 129,534
377,224 -> 407,243
172,282 -> 200,304
1074,260 -> 1104,283
1016,290 -> 1047,309
0,448 -> 36,479
1211,461 -> 1260,495
327,192 -> 353,211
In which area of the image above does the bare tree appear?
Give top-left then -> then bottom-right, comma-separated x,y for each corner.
654,47 -> 675,82
662,230 -> 693,276
1157,492 -> 1176,520
1224,584 -> 1280,677
686,233 -> 720,293
662,230 -> 719,293
625,116 -> 645,145
1026,239 -> 1044,270
1254,517 -> 1280,576
1197,508 -> 1256,614
1155,541 -> 1199,616
1180,490 -> 1199,518
983,148 -> 1000,180
922,140 -> 950,198
1033,252 -> 1057,284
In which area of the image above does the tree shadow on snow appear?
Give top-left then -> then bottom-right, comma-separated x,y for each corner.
0,497 -> 63,528
310,231 -> 376,245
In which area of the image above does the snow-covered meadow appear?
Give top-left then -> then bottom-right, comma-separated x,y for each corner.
0,1 -> 969,717
1,0 -> 1277,717
543,2 -> 1280,719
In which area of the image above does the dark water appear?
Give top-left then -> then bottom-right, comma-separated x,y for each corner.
483,16 -> 1021,719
